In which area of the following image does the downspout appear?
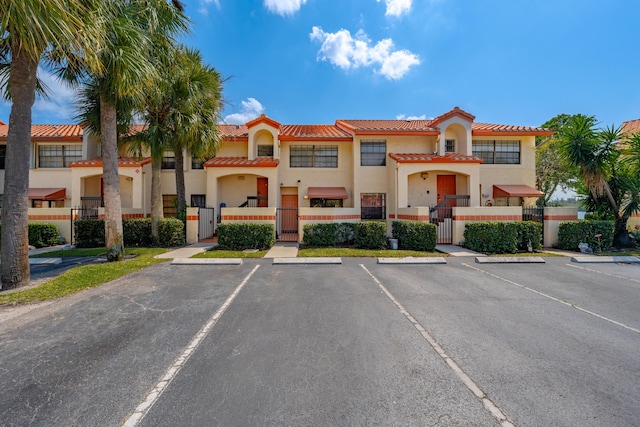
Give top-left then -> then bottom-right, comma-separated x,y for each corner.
395,162 -> 399,221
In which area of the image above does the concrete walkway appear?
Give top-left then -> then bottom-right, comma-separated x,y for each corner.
436,245 -> 486,257
155,242 -> 216,259
264,243 -> 299,258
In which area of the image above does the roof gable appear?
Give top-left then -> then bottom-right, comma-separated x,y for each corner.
430,106 -> 475,127
246,114 -> 281,129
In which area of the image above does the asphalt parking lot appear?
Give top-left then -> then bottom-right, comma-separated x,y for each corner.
1,257 -> 639,426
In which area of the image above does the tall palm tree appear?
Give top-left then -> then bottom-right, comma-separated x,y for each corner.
126,46 -> 223,242
76,0 -> 188,258
0,0 -> 104,289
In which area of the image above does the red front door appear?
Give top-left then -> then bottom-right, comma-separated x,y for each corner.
437,175 -> 456,205
257,177 -> 268,207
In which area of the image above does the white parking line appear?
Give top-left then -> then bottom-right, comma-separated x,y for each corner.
566,263 -> 640,284
462,263 -> 640,335
122,265 -> 260,427
360,264 -> 516,427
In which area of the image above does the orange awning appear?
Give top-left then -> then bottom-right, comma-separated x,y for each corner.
28,188 -> 66,200
493,185 -> 544,198
307,187 -> 349,199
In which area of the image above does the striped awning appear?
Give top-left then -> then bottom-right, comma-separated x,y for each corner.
28,188 -> 66,200
307,187 -> 349,199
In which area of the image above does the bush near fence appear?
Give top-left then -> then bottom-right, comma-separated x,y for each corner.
216,223 -> 275,250
516,221 -> 543,251
302,223 -> 355,247
0,223 -> 61,249
557,220 -> 614,252
74,218 -> 185,248
391,221 -> 437,251
463,221 -> 543,254
354,221 -> 387,250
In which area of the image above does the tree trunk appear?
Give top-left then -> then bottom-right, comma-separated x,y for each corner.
1,52 -> 38,289
175,148 -> 186,222
150,157 -> 163,244
613,216 -> 630,248
100,98 -> 125,261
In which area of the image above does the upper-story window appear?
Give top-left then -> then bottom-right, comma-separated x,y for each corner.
257,145 -> 274,157
162,150 -> 176,169
472,140 -> 521,164
0,145 -> 6,169
445,139 -> 456,153
38,144 -> 82,168
290,145 -> 338,168
360,140 -> 386,166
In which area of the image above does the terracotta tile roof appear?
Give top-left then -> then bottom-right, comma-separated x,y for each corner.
68,157 -> 152,168
0,123 -> 83,140
389,152 -> 483,163
203,157 -> 279,168
246,114 -> 281,129
336,119 -> 439,135
622,119 -> 640,135
219,124 -> 249,140
472,122 -> 553,136
430,106 -> 476,126
280,124 -> 352,140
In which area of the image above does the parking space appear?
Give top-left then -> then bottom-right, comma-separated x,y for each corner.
2,257 -> 639,426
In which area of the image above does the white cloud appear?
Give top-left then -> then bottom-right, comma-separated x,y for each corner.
198,0 -> 221,15
396,114 -> 427,120
377,0 -> 412,16
223,98 -> 265,124
33,68 -> 78,123
310,26 -> 420,80
264,0 -> 307,16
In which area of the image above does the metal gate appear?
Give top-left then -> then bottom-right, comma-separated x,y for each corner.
198,207 -> 215,240
70,206 -> 99,245
429,205 -> 453,244
522,206 -> 544,239
276,207 -> 299,242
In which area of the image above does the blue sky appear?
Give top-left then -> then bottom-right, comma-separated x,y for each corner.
3,0 -> 640,128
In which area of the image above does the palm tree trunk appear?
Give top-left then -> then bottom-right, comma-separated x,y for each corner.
100,97 -> 124,261
613,216 -> 630,248
1,53 -> 37,289
150,157 -> 163,244
175,148 -> 186,221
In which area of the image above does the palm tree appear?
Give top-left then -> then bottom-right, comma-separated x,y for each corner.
76,0 -> 188,258
126,46 -> 223,242
559,115 -> 639,247
0,1 -> 104,289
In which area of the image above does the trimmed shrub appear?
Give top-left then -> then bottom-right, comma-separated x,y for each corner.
354,221 -> 387,249
392,221 -> 437,251
557,220 -> 614,252
464,222 -> 518,254
158,218 -> 186,247
515,221 -> 543,251
27,223 -> 60,248
217,223 -> 275,250
74,219 -> 105,248
302,222 -> 355,247
123,218 -> 153,247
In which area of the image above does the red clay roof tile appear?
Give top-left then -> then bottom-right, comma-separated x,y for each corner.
203,157 -> 279,168
336,119 -> 438,134
389,152 -> 483,163
68,157 -> 152,168
279,124 -> 352,140
0,123 -> 83,140
622,119 -> 640,135
472,122 -> 553,136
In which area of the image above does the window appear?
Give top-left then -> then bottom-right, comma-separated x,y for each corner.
0,145 -> 6,169
472,140 -> 520,164
290,145 -> 338,168
310,198 -> 343,208
257,145 -> 274,157
191,194 -> 206,207
360,140 -> 386,166
361,193 -> 386,220
38,144 -> 82,168
162,150 -> 176,169
163,194 -> 177,217
445,139 -> 455,153
191,158 -> 204,170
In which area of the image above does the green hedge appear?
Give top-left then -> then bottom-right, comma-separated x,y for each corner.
0,223 -> 61,248
464,222 -> 518,254
302,223 -> 355,247
354,221 -> 387,249
515,221 -> 543,251
557,220 -> 614,252
74,218 -> 185,248
391,221 -> 437,251
216,223 -> 275,250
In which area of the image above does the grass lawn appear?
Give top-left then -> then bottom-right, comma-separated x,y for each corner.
192,249 -> 268,258
0,248 -> 168,306
488,251 -> 564,257
298,247 -> 446,257
30,247 -> 163,258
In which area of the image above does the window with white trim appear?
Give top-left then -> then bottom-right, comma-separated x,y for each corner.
360,140 -> 386,166
472,140 -> 521,164
290,145 -> 338,168
162,150 -> 176,169
38,144 -> 82,168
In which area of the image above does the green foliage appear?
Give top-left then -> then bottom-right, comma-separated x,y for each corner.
463,222 -> 518,254
302,223 -> 355,247
515,221 -> 543,251
557,220 -> 614,251
75,218 -> 185,248
27,223 -> 61,248
354,221 -> 387,250
216,223 -> 275,250
391,221 -> 437,251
